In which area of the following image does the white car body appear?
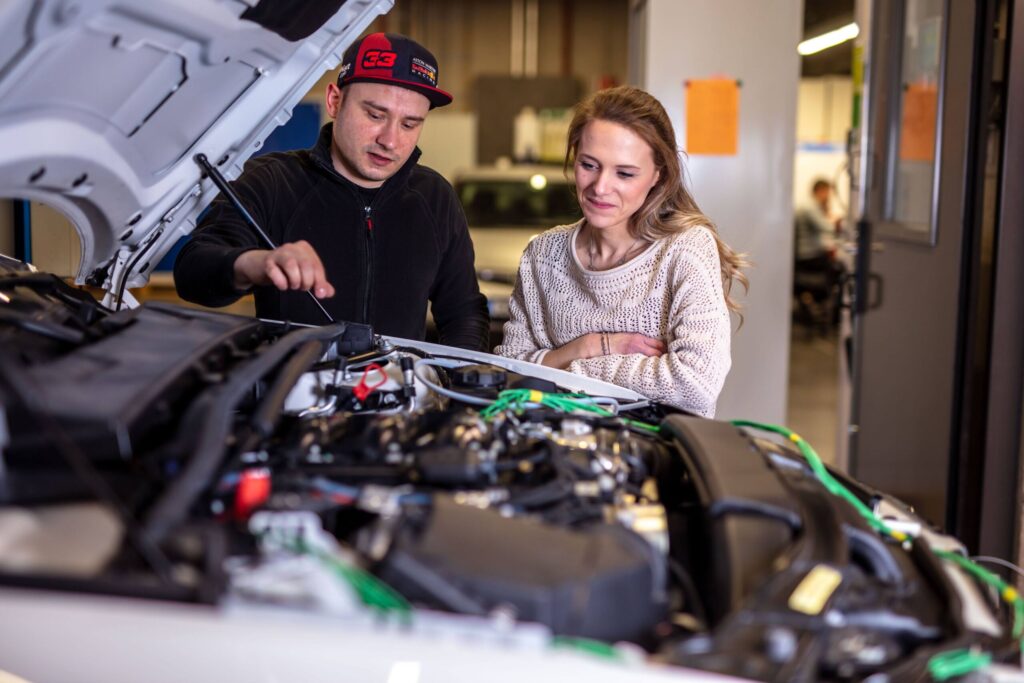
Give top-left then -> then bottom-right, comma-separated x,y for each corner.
0,3 -> 1019,683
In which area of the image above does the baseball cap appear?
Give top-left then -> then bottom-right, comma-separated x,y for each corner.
337,33 -> 453,109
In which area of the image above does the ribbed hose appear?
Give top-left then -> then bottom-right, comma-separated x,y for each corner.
143,323 -> 347,543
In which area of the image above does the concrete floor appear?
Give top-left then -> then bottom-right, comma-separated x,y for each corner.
787,326 -> 840,466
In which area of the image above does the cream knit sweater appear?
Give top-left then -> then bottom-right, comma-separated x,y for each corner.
495,221 -> 732,417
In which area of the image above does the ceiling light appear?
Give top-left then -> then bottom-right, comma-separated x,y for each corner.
798,22 -> 859,56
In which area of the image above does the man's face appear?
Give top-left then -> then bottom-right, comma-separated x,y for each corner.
814,185 -> 831,208
326,81 -> 430,188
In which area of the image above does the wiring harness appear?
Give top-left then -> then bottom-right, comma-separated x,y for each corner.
249,511 -> 411,616
480,388 -> 661,433
241,375 -> 1024,678
470,391 -> 1024,677
731,420 -> 1023,682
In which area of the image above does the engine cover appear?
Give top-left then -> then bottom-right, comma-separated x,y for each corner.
376,495 -> 669,643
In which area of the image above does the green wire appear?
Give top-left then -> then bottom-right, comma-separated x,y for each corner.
730,420 -> 908,542
481,388 -> 662,434
927,649 -> 993,680
551,636 -> 624,661
280,535 -> 412,615
624,418 -> 661,434
731,419 -> 1024,680
933,549 -> 1024,640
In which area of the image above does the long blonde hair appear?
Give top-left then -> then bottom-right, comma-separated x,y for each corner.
564,85 -> 749,313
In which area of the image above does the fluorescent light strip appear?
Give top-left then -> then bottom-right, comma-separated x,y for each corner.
798,22 -> 859,56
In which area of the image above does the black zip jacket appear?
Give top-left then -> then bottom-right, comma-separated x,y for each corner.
174,124 -> 489,350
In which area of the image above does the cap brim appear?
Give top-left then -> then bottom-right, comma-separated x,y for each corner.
341,75 -> 453,109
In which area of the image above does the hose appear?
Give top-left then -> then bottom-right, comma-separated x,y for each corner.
144,323 -> 347,543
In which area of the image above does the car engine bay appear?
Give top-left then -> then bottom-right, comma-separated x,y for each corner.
0,262 -> 1021,682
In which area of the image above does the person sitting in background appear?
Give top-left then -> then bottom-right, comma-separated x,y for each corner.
495,86 -> 747,418
793,179 -> 844,327
794,178 -> 840,269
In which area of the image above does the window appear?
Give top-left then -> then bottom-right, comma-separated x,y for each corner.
880,0 -> 946,243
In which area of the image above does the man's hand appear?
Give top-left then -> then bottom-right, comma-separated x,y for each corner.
541,332 -> 666,370
233,240 -> 335,298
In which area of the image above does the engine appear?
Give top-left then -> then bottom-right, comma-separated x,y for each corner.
211,344 -> 683,644
3,293 -> 1018,682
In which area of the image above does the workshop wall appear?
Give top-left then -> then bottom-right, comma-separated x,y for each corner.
794,76 -> 853,212
640,0 -> 802,424
367,0 -> 630,111
361,0 -> 629,163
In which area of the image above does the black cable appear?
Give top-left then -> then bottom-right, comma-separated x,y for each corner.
143,323 -> 346,543
667,556 -> 708,629
492,452 -> 549,472
707,498 -> 803,532
249,339 -> 323,439
971,555 -> 1024,582
506,474 -> 574,509
619,435 -> 649,481
115,229 -> 161,311
545,503 -> 605,527
382,551 -> 489,616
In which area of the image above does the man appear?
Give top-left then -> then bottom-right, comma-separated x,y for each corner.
174,33 -> 489,350
794,178 -> 839,268
793,178 -> 844,328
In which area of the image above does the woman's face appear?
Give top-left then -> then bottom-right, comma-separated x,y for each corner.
574,119 -> 661,235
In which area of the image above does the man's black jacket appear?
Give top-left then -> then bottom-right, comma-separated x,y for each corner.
174,124 -> 489,350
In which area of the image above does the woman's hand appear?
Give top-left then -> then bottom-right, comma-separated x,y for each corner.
606,332 -> 666,357
541,332 -> 665,370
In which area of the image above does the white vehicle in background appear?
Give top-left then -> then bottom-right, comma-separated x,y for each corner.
454,163 -> 581,347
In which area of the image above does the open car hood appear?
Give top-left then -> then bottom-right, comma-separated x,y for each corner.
0,0 -> 390,291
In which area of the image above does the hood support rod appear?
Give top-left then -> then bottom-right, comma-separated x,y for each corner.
194,153 -> 334,324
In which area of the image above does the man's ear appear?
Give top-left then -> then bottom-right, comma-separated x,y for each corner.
326,82 -> 343,118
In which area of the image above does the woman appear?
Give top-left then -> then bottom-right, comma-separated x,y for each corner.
495,86 -> 746,417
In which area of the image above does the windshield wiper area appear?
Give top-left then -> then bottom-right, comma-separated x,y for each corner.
0,271 -> 121,348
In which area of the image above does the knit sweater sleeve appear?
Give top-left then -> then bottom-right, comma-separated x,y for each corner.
493,240 -> 551,365
567,228 -> 732,417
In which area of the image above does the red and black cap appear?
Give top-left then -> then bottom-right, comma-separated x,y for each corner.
337,33 -> 453,109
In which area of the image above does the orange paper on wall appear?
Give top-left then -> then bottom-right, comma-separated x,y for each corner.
685,78 -> 739,156
899,83 -> 938,162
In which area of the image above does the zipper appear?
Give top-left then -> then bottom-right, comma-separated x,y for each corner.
362,204 -> 374,324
